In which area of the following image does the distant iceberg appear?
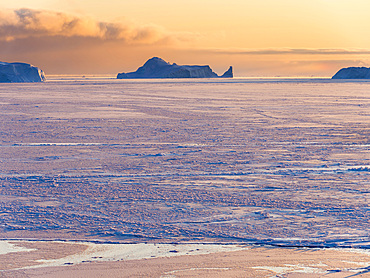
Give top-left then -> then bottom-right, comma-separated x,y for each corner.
332,67 -> 370,79
220,66 -> 233,78
117,57 -> 233,79
0,62 -> 45,83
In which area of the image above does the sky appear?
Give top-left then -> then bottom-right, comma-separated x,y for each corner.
1,0 -> 370,76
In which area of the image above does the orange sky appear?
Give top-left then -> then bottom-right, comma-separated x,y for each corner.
1,0 -> 370,76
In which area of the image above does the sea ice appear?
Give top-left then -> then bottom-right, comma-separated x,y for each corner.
0,78 -> 368,248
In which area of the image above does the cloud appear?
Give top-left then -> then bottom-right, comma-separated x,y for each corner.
0,8 -> 202,74
201,48 -> 370,55
0,8 -> 367,75
0,8 -> 183,44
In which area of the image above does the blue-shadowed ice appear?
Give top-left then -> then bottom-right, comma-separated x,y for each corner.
0,77 -> 369,249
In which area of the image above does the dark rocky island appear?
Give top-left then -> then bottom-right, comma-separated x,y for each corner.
332,67 -> 370,79
0,62 -> 45,83
117,57 -> 233,79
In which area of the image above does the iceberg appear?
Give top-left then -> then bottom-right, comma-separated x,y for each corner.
0,62 -> 45,83
117,57 -> 233,79
332,67 -> 370,79
220,66 -> 233,78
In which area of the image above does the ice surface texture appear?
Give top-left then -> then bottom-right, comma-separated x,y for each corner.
0,62 -> 45,82
117,57 -> 233,79
0,78 -> 369,248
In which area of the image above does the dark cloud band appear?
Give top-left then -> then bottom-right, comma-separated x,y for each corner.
203,48 -> 370,55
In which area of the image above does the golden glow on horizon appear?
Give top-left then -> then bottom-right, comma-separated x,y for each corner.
1,0 -> 370,76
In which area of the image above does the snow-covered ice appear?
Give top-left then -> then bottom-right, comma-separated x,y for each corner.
0,241 -> 35,255
0,77 -> 368,248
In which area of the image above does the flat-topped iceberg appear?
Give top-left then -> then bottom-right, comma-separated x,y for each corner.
0,62 -> 45,83
332,67 -> 370,79
117,57 -> 233,79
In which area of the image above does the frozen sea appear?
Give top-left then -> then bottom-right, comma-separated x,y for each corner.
0,77 -> 369,248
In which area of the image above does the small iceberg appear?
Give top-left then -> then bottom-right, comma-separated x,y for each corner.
332,67 -> 370,79
0,61 -> 45,83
